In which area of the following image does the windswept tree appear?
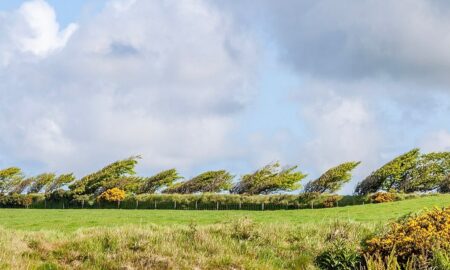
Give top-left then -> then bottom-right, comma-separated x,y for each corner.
10,178 -> 34,194
355,149 -> 420,195
28,173 -> 56,193
45,173 -> 76,193
138,169 -> 181,194
102,176 -> 144,193
402,152 -> 450,192
164,170 -> 233,194
304,161 -> 361,193
69,156 -> 140,195
0,167 -> 24,194
231,162 -> 306,195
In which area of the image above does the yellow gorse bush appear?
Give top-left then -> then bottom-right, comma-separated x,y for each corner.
370,192 -> 396,203
98,188 -> 126,202
365,207 -> 450,265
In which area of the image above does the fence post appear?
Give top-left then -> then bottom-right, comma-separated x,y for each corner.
261,203 -> 264,211
154,201 -> 157,209
135,200 -> 138,209
216,201 -> 219,210
195,201 -> 198,210
239,202 -> 242,210
311,201 -> 314,209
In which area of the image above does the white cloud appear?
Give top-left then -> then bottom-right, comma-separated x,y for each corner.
0,0 -> 258,175
0,0 -> 77,66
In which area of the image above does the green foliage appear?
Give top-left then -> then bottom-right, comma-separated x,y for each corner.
138,169 -> 181,194
403,152 -> 450,192
45,189 -> 70,202
101,176 -> 144,193
439,175 -> 450,193
45,173 -> 75,194
28,173 -> 56,194
315,244 -> 361,270
231,162 -> 306,194
69,156 -> 140,195
164,170 -> 233,194
431,250 -> 450,270
0,167 -> 24,194
10,178 -> 33,194
355,149 -> 420,195
304,161 -> 360,193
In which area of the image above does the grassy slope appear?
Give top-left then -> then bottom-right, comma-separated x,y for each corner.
1,194 -> 449,231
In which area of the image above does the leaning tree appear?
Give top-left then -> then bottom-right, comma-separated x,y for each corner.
304,161 -> 360,193
69,156 -> 140,195
231,162 -> 307,195
0,167 -> 24,194
28,173 -> 56,193
354,149 -> 420,195
138,169 -> 182,194
402,151 -> 450,192
164,170 -> 233,194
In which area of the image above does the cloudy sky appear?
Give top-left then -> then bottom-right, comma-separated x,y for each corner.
1,0 -> 449,193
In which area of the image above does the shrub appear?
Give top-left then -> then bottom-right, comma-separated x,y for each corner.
365,207 -> 450,267
370,192 -> 396,203
98,188 -> 125,203
322,195 -> 343,208
315,244 -> 361,270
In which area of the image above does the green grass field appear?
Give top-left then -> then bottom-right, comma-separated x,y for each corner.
1,194 -> 449,231
0,195 -> 449,269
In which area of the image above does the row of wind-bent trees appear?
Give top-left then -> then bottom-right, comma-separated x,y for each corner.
0,148 -> 449,200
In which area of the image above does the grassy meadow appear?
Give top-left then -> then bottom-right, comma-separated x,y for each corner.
0,195 -> 449,269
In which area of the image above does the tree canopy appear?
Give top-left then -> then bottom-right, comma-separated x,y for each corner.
69,156 -> 140,195
402,152 -> 450,192
0,167 -> 24,194
231,162 -> 306,195
164,170 -> 233,194
304,161 -> 360,193
28,173 -> 56,194
355,149 -> 450,195
138,169 -> 181,194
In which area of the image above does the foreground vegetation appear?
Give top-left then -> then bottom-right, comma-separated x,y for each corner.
0,196 -> 449,269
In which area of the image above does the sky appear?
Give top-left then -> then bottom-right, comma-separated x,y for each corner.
0,0 -> 449,194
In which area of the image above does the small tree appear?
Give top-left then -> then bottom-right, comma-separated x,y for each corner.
164,170 -> 233,194
355,149 -> 420,195
402,152 -> 450,192
45,173 -> 76,194
98,188 -> 126,208
231,162 -> 307,195
73,194 -> 93,208
28,173 -> 56,194
139,169 -> 182,194
70,156 -> 140,195
304,161 -> 360,193
0,167 -> 24,194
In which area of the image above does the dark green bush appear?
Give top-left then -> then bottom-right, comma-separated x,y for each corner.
315,244 -> 361,270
